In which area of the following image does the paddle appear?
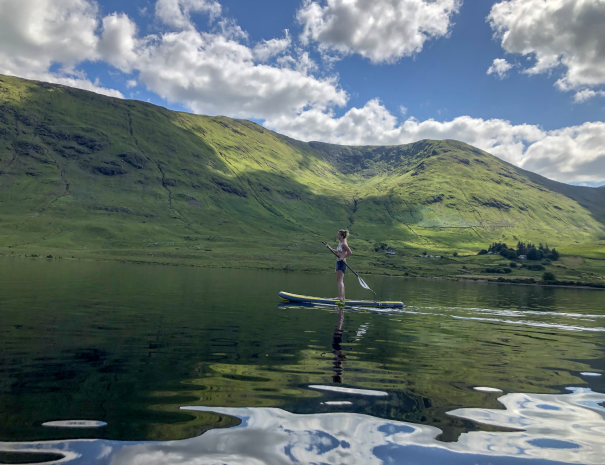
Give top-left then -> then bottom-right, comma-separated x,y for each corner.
322,241 -> 376,295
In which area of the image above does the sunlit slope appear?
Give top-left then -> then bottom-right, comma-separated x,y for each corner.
0,74 -> 603,258
326,140 -> 605,247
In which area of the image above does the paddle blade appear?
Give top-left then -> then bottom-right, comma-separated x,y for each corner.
358,276 -> 375,293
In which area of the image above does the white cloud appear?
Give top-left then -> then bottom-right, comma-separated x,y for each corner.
0,0 -> 123,96
520,122 -> 605,182
0,0 -> 344,119
89,2 -> 345,120
216,17 -> 248,40
34,73 -> 123,98
98,13 -> 139,72
297,0 -> 462,63
399,105 -> 408,115
155,0 -> 221,30
126,79 -> 137,88
487,58 -> 513,79
0,0 -> 100,70
267,100 -> 543,159
488,0 -> 605,92
295,50 -> 318,75
129,30 -> 346,119
573,89 -> 605,104
266,99 -> 605,183
253,33 -> 291,62
571,180 -> 605,187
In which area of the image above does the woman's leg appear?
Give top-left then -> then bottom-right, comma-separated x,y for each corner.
336,270 -> 345,301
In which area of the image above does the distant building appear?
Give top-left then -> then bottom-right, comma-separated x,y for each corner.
386,248 -> 396,255
519,255 -> 527,259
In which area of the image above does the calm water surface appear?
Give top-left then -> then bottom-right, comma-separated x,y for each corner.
0,258 -> 604,464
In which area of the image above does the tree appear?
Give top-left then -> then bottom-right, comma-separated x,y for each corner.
489,242 -> 508,253
501,248 -> 517,260
548,248 -> 560,261
517,241 -> 528,255
527,248 -> 543,260
543,272 -> 556,282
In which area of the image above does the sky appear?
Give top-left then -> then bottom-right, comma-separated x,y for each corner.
1,0 -> 604,186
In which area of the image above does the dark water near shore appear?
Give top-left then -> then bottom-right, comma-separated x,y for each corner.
0,258 -> 604,464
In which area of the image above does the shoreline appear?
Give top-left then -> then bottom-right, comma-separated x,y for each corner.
455,277 -> 605,291
2,252 -> 603,291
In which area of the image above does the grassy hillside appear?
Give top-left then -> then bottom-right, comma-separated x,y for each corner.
1,74 -> 604,283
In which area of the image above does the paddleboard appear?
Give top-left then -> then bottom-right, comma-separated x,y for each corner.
279,291 -> 404,308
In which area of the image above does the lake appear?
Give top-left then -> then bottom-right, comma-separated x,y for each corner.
0,258 -> 604,464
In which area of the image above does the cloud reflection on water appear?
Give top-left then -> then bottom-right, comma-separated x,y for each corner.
0,388 -> 604,464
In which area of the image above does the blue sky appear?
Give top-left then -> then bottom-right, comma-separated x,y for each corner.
0,0 -> 604,185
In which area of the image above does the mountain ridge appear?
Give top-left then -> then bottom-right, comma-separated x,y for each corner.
0,74 -> 604,274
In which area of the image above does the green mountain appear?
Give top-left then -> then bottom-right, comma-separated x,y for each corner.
1,74 -> 604,275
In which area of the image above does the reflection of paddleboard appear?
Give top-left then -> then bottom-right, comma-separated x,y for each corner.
279,291 -> 404,308
278,303 -> 400,315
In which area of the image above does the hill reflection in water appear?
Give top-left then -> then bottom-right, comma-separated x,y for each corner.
1,387 -> 604,465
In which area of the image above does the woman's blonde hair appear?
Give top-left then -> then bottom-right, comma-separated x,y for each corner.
338,229 -> 349,239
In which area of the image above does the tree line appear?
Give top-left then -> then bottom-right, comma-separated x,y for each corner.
478,241 -> 559,261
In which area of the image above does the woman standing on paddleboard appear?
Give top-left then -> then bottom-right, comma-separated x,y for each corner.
325,230 -> 352,302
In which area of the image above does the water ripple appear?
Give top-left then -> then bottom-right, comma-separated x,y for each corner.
405,305 -> 605,332
2,389 -> 604,464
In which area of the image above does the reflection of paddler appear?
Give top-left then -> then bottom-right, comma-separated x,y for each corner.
332,308 -> 347,383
